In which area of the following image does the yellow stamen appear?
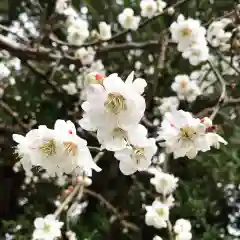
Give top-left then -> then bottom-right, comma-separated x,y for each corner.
179,126 -> 196,139
39,139 -> 56,156
182,27 -> 192,36
105,93 -> 127,114
63,141 -> 78,156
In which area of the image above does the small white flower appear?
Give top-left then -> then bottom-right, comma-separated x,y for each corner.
153,236 -> 163,240
182,44 -> 209,66
62,82 -> 77,95
114,137 -> 157,175
140,0 -> 158,19
157,0 -> 167,13
98,22 -> 112,40
0,62 -> 10,80
55,0 -> 69,14
175,232 -> 192,240
66,17 -> 89,45
66,230 -> 77,240
97,124 -> 147,151
118,8 -> 140,30
145,200 -> 169,229
171,75 -> 201,102
174,219 -> 192,234
75,47 -> 95,65
150,171 -> 178,195
32,215 -> 63,240
158,97 -> 179,114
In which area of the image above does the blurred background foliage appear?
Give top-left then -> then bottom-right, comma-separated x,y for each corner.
0,0 -> 240,239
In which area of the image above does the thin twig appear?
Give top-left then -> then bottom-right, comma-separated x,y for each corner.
53,151 -> 105,218
0,100 -> 29,131
54,184 -> 82,217
84,189 -> 139,232
208,60 -> 227,120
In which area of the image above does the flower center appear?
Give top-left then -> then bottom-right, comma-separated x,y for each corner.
43,223 -> 51,233
147,5 -> 153,11
179,126 -> 196,139
105,93 -> 127,114
182,27 -> 192,36
180,79 -> 188,89
63,141 -> 78,156
39,139 -> 56,156
156,208 -> 165,216
133,147 -> 145,164
125,16 -> 133,25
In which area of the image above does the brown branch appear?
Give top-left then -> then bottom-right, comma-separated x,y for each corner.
84,189 -> 139,232
0,100 -> 29,131
50,0 -> 190,49
0,34 -> 83,67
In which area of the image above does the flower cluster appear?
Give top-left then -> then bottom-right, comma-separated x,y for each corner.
158,110 -> 227,159
79,72 -> 157,175
170,14 -> 209,65
207,18 -> 232,51
13,120 -> 101,177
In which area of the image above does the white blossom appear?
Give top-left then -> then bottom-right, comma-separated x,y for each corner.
97,124 -> 147,151
98,22 -> 112,40
158,97 -> 179,114
0,62 -> 10,80
62,82 -> 77,95
158,110 -> 227,159
114,137 -> 157,175
75,47 -> 96,65
182,44 -> 209,66
13,120 -> 101,177
66,17 -> 89,45
153,236 -> 163,240
79,72 -> 146,131
174,219 -> 192,234
150,171 -> 178,195
140,0 -> 158,18
157,0 -> 167,13
159,110 -> 210,159
32,215 -> 63,240
175,232 -> 192,240
207,18 -> 232,51
171,75 -> 201,102
170,14 -> 209,65
145,200 -> 170,229
118,8 -> 140,30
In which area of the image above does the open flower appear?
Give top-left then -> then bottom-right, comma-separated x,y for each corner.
33,215 -> 63,240
118,8 -> 140,30
114,137 -> 157,175
79,72 -> 146,131
145,200 -> 170,229
140,0 -> 158,18
150,171 -> 178,195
